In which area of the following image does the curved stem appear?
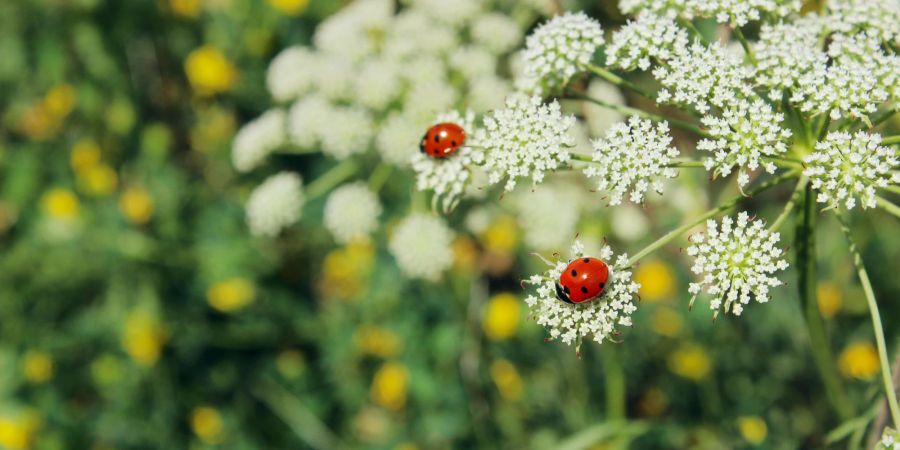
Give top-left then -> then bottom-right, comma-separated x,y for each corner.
626,170 -> 799,266
870,107 -> 899,128
732,26 -> 757,66
305,159 -> 359,200
837,213 -> 900,429
583,64 -> 655,100
876,195 -> 900,219
768,175 -> 809,232
568,92 -> 710,138
883,135 -> 900,145
368,163 -> 393,193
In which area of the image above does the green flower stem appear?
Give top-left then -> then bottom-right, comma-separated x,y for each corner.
368,163 -> 393,193
797,185 -> 856,422
837,213 -> 900,429
732,26 -> 757,65
678,18 -> 707,44
876,195 -> 900,219
626,170 -> 799,267
304,159 -> 359,200
871,107 -> 899,128
568,92 -> 711,138
253,378 -> 344,450
884,185 -> 900,195
602,346 -> 625,421
883,135 -> 900,145
583,64 -> 655,100
767,175 -> 809,232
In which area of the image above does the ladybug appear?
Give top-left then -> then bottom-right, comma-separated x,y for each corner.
420,122 -> 466,158
555,257 -> 610,304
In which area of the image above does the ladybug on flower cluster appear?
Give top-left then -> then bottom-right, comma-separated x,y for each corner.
420,122 -> 466,158
554,257 -> 610,304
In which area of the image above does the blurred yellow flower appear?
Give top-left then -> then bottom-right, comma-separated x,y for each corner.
207,278 -> 255,313
452,236 -> 479,272
267,0 -> 309,15
185,45 -> 237,96
839,342 -> 880,380
70,139 -> 102,174
481,215 -> 519,253
169,0 -> 201,17
123,311 -> 167,367
371,362 -> 409,411
651,307 -> 683,337
16,104 -> 58,140
638,387 -> 668,417
321,240 -> 375,299
668,344 -> 712,381
490,359 -> 523,401
41,188 -> 80,220
22,350 -> 54,384
483,293 -> 520,341
119,187 -> 155,225
0,411 -> 40,450
80,164 -> 118,196
355,326 -> 402,358
737,416 -> 767,445
43,84 -> 76,117
817,282 -> 843,319
191,406 -> 224,444
275,350 -> 306,379
634,260 -> 676,302
190,106 -> 235,154
91,354 -> 124,386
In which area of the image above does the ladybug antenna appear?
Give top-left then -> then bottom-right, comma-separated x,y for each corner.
529,252 -> 555,266
602,236 -> 609,246
520,279 -> 527,289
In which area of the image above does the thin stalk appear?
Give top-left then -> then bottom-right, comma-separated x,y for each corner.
583,64 -> 655,100
602,346 -> 625,421
678,18 -> 707,44
253,378 -> 344,450
870,107 -> 899,128
569,92 -> 710,138
884,185 -> 900,195
732,26 -> 757,65
368,163 -> 393,193
837,213 -> 900,429
305,159 -> 359,200
883,135 -> 900,145
626,170 -> 799,266
767,175 -> 809,232
876,195 -> 900,219
797,185 -> 856,422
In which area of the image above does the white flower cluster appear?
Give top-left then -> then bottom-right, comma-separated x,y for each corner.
232,109 -> 286,173
388,213 -> 455,281
687,212 -> 789,316
583,117 -> 680,204
246,172 -> 304,237
804,131 -> 899,210
519,12 -> 604,95
619,0 -> 800,27
266,47 -> 318,103
513,182 -> 582,251
524,241 -> 640,347
653,41 -> 755,114
698,99 -> 791,187
410,111 -> 484,212
828,0 -> 900,44
606,13 -> 688,71
754,19 -> 828,101
480,95 -> 576,191
323,182 -> 382,243
880,428 -> 900,450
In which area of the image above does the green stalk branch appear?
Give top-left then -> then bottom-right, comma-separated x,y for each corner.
767,175 -> 809,232
254,378 -> 344,450
876,195 -> 900,219
837,213 -> 900,429
797,185 -> 855,422
870,107 -> 899,128
568,92 -> 711,138
602,346 -> 625,421
368,163 -> 393,193
732,26 -> 757,65
626,170 -> 799,266
583,64 -> 655,100
883,135 -> 900,145
305,159 -> 359,200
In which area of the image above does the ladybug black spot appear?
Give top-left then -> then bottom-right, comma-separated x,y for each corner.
433,134 -> 440,143
599,282 -> 605,288
570,269 -> 577,276
580,286 -> 588,294
583,258 -> 590,263
563,286 -> 570,294
451,140 -> 457,147
419,140 -> 426,153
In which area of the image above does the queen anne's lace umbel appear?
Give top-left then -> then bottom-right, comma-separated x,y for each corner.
620,0 -> 800,27
520,12 -> 604,95
653,41 -> 755,114
411,111 -> 484,212
524,241 -> 640,348
388,213 -> 454,281
804,131 -> 899,210
323,182 -> 382,243
246,172 -> 304,237
584,117 -> 680,205
687,212 -> 789,316
606,13 -> 688,71
232,109 -> 286,173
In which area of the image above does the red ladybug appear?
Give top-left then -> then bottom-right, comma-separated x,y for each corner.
420,122 -> 466,158
555,257 -> 610,304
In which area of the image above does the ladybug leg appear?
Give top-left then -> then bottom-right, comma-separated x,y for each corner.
555,282 -> 574,304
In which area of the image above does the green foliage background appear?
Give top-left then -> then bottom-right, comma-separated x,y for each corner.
0,0 -> 898,449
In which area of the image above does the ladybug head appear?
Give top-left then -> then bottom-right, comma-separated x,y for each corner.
555,282 -> 575,304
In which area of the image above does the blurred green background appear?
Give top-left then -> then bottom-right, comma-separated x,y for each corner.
0,0 -> 898,449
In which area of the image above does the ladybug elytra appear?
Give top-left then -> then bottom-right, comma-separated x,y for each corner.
555,257 -> 610,304
420,122 -> 466,158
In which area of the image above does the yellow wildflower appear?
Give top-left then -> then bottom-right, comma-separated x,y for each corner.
80,163 -> 118,196
452,236 -> 479,272
16,104 -> 58,140
490,359 -> 523,401
22,350 -> 54,384
634,260 -> 676,302
169,0 -> 201,17
191,406 -> 224,444
41,188 -> 80,220
0,411 -> 40,450
123,311 -> 167,367
355,326 -> 402,358
817,282 -> 842,319
839,342 -> 880,380
737,416 -> 768,445
481,215 -> 519,253
320,240 -> 375,299
91,354 -> 124,386
43,84 -> 76,117
651,307 -> 683,337
371,362 -> 409,411
267,0 -> 309,15
207,278 -> 255,313
119,187 -> 155,225
275,350 -> 306,379
668,344 -> 712,381
70,139 -> 102,174
185,45 -> 237,96
190,106 -> 235,154
482,293 -> 520,341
